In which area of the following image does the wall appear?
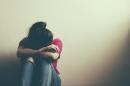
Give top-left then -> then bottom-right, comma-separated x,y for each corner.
0,0 -> 129,86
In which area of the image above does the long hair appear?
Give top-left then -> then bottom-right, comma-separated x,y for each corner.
26,21 -> 53,49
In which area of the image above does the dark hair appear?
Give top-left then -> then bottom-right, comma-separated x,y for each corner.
28,21 -> 47,38
26,21 -> 53,49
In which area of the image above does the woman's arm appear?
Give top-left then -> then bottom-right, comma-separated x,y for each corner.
17,46 -> 40,58
39,44 -> 60,60
17,38 -> 40,58
17,45 -> 59,60
39,51 -> 59,60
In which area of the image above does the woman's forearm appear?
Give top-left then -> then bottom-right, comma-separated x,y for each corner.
39,44 -> 60,60
17,47 -> 39,58
40,52 -> 59,60
17,44 -> 59,60
39,44 -> 57,52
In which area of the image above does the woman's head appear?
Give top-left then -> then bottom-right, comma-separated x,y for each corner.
27,21 -> 53,49
28,21 -> 47,39
39,29 -> 53,47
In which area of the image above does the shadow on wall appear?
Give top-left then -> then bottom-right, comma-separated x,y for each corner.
0,55 -> 20,86
100,30 -> 130,86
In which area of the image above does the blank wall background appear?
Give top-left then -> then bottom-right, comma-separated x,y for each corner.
0,0 -> 129,86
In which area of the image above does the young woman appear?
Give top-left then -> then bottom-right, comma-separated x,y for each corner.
17,21 -> 63,86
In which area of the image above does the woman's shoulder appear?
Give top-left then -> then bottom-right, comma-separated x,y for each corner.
19,37 -> 28,46
53,38 -> 63,45
53,38 -> 63,52
53,38 -> 62,43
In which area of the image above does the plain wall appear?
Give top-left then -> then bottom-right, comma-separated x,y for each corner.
0,0 -> 129,86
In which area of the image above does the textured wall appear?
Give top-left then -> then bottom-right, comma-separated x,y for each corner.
0,0 -> 129,86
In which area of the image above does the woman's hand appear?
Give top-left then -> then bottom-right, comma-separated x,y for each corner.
38,44 -> 60,60
39,51 -> 59,60
38,46 -> 48,52
39,44 -> 57,52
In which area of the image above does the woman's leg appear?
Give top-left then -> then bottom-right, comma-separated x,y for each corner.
20,59 -> 34,86
34,59 -> 52,86
50,64 -> 61,86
